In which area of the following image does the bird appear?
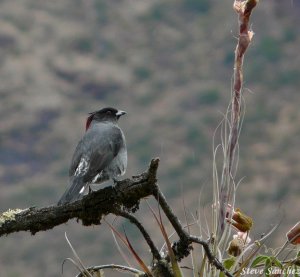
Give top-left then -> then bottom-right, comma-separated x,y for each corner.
58,107 -> 127,205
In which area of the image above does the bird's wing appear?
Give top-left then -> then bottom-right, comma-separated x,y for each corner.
69,124 -> 123,182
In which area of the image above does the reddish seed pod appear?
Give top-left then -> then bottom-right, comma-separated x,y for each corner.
286,222 -> 300,245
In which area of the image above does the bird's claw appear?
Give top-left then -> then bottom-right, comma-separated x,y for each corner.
88,185 -> 93,194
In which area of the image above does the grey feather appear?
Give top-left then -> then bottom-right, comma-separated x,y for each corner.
57,177 -> 85,205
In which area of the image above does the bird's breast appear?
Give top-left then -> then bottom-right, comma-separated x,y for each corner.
105,146 -> 127,177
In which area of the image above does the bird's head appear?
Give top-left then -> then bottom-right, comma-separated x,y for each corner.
85,107 -> 126,131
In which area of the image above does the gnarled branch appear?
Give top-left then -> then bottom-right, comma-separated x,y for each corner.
0,158 -> 159,236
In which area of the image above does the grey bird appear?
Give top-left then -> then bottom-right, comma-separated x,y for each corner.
58,107 -> 127,205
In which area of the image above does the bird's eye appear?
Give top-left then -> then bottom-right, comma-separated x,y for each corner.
106,110 -> 112,115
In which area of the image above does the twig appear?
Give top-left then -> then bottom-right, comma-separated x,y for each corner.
152,185 -> 234,277
152,185 -> 189,241
75,264 -> 146,277
189,236 -> 233,277
113,209 -> 162,261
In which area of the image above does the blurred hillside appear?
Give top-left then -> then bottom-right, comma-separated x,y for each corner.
0,0 -> 299,276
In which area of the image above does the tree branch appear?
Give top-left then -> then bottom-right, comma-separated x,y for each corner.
153,185 -> 189,241
0,158 -> 160,236
113,209 -> 162,261
152,186 -> 233,277
189,236 -> 233,277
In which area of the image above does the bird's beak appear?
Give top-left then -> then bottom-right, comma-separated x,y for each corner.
116,110 -> 127,117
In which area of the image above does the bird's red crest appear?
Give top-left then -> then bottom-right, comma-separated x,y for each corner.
85,114 -> 94,131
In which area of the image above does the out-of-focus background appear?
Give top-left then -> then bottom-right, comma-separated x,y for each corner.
0,0 -> 299,276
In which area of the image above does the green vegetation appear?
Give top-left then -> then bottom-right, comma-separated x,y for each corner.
257,36 -> 282,63
133,66 -> 152,81
198,88 -> 220,105
182,0 -> 211,14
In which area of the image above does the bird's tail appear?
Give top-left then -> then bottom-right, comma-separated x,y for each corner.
57,177 -> 85,205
